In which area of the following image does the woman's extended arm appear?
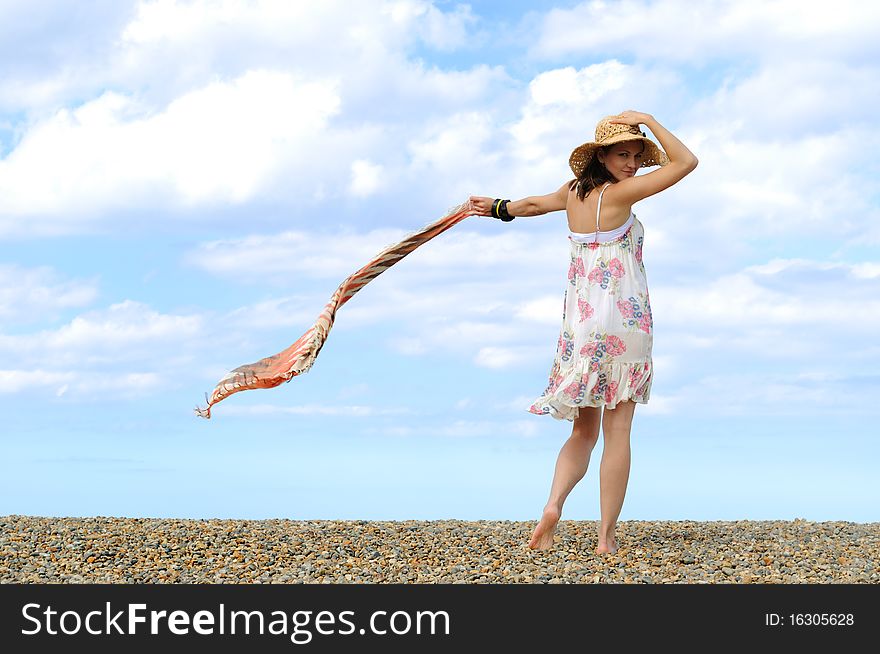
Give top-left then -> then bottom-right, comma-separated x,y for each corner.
470,181 -> 571,218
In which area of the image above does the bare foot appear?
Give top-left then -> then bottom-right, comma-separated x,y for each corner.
596,535 -> 618,555
528,507 -> 560,550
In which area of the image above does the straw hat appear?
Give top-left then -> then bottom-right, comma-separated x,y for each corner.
569,115 -> 669,177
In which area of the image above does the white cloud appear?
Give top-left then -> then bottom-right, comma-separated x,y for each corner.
121,0 -> 475,52
407,110 -> 496,177
44,300 -> 201,349
655,369 -> 874,416
0,369 -> 162,397
514,62 -> 628,141
0,70 -> 341,228
223,296 -> 318,331
514,295 -> 564,325
0,298 -> 215,399
0,265 -> 97,322
385,0 -> 477,51
121,0 -> 236,44
349,159 -> 385,197
0,4 -> 647,237
0,0 -> 503,130
652,258 -> 880,332
384,319 -> 524,358
851,263 -> 880,279
530,0 -> 878,62
475,345 -> 547,370
528,64 -> 627,107
690,59 -> 877,139
113,0 -> 508,127
0,370 -> 76,393
0,300 -> 202,365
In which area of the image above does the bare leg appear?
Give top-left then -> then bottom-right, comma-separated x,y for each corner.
597,399 -> 636,554
529,407 -> 601,550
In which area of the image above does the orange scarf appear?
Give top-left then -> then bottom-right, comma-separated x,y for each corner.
196,199 -> 473,419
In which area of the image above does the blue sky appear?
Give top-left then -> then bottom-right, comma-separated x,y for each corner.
1,0 -> 878,523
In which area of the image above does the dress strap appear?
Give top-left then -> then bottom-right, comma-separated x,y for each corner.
594,182 -> 612,243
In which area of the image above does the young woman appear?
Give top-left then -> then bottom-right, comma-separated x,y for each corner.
469,110 -> 698,553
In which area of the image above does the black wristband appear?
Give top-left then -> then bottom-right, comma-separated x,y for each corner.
499,199 -> 514,221
492,198 -> 514,221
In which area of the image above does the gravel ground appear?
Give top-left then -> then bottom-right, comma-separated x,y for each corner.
1,516 -> 877,584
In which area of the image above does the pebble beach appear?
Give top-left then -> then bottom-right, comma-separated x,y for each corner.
2,516 -> 877,584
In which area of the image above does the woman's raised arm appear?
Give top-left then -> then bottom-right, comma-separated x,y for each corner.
605,111 -> 698,205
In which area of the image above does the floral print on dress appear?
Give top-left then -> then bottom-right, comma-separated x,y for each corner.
577,297 -> 594,322
568,255 -> 585,285
628,362 -> 649,390
529,402 -> 549,414
557,328 -> 575,362
587,256 -> 625,295
542,361 -> 563,392
579,330 -> 627,372
616,292 -> 653,334
563,380 -> 586,404
532,362 -> 564,414
590,373 -> 620,405
544,371 -> 564,395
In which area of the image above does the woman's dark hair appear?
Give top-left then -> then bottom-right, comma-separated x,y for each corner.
569,146 -> 614,200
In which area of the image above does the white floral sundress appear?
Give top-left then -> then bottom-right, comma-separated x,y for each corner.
528,182 -> 653,421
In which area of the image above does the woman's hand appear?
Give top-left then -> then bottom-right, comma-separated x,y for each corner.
608,110 -> 654,127
468,195 -> 495,216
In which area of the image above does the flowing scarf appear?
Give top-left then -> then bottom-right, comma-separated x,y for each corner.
195,199 -> 474,419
